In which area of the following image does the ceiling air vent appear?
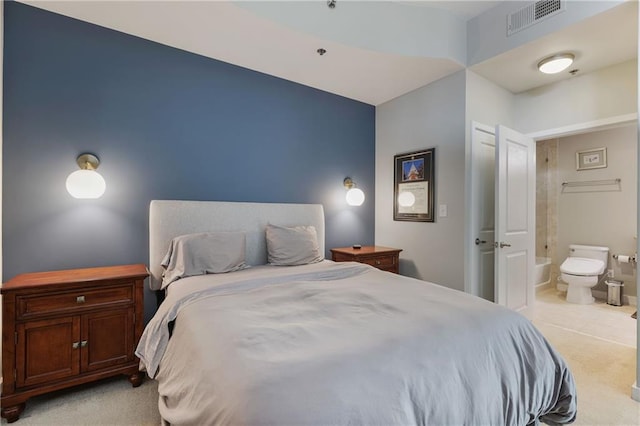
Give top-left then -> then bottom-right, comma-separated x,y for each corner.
507,0 -> 566,36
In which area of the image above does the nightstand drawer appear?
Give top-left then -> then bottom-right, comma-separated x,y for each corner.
330,246 -> 402,274
17,286 -> 133,319
359,256 -> 396,268
331,253 -> 357,263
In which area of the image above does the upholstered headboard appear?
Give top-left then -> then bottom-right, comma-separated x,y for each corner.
149,200 -> 325,290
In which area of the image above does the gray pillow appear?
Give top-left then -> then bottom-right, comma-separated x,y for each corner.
161,232 -> 248,289
266,224 -> 324,266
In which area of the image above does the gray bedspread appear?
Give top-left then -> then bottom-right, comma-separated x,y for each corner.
137,261 -> 576,425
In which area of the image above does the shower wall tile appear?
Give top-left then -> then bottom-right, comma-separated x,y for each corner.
536,142 -> 548,258
547,139 -> 559,286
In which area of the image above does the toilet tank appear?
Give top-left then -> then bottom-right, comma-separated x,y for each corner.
569,244 -> 609,263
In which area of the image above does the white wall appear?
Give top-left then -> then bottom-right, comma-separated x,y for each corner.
464,70 -> 515,293
465,70 -> 515,129
556,125 -> 638,297
514,59 -> 637,134
376,71 -> 466,289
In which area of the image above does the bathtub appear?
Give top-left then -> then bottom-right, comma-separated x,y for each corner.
535,257 -> 552,287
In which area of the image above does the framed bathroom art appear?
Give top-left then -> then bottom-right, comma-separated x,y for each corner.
576,147 -> 607,170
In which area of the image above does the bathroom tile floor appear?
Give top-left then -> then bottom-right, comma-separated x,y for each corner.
535,287 -> 637,348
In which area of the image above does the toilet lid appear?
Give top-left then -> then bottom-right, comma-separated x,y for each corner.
560,257 -> 605,276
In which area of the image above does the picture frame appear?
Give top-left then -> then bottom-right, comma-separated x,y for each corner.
394,148 -> 435,222
576,147 -> 607,171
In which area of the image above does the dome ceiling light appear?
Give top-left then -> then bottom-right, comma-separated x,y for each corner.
537,53 -> 575,74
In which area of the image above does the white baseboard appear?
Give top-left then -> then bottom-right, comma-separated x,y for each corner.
591,290 -> 637,307
632,382 -> 640,403
535,281 -> 553,293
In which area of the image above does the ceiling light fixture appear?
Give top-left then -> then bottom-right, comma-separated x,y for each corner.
317,48 -> 326,56
537,53 -> 575,74
327,0 -> 336,9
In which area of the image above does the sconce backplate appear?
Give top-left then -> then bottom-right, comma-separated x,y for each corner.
76,153 -> 100,170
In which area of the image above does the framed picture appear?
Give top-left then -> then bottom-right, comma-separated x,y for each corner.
576,147 -> 607,170
394,148 -> 435,222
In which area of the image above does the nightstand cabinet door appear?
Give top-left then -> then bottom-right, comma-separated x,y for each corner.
16,316 -> 81,388
82,307 -> 134,373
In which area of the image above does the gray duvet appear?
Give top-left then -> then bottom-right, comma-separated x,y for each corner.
137,261 -> 576,426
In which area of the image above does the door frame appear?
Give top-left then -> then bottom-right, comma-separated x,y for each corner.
464,113 -> 637,296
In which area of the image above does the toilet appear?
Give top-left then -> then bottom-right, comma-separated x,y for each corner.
560,244 -> 609,304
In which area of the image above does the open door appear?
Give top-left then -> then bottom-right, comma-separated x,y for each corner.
494,125 -> 536,318
468,122 -> 496,301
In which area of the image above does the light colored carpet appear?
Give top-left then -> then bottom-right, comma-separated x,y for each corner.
3,324 -> 638,425
534,322 -> 640,426
1,376 -> 160,425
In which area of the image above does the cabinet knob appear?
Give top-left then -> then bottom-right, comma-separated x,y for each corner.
72,342 -> 79,349
80,340 -> 88,348
76,296 -> 85,304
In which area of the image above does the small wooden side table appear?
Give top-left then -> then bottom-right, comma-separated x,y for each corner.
330,246 -> 402,274
1,264 -> 148,423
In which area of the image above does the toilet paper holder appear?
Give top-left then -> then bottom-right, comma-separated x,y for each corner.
613,254 -> 637,263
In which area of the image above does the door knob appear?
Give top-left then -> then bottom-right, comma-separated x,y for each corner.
499,242 -> 511,248
475,238 -> 487,245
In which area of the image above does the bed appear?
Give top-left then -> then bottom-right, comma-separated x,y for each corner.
137,200 -> 577,425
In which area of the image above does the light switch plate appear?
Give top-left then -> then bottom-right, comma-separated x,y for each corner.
439,204 -> 447,217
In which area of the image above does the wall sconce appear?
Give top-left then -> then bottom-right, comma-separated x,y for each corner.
343,177 -> 365,206
66,153 -> 106,199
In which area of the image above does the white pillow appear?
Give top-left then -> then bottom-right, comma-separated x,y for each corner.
266,224 -> 324,266
161,232 -> 248,289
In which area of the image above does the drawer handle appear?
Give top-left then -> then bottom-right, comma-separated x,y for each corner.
72,342 -> 80,349
80,340 -> 88,348
376,260 -> 381,265
76,296 -> 85,304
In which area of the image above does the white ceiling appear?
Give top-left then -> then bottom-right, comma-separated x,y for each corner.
470,1 -> 638,93
23,1 -> 638,105
398,0 -> 503,20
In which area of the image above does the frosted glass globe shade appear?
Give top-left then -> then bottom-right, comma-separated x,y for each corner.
66,170 -> 106,199
346,188 -> 365,206
397,191 -> 415,207
538,54 -> 574,74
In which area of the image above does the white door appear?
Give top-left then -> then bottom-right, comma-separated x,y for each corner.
468,122 -> 496,301
494,125 -> 536,318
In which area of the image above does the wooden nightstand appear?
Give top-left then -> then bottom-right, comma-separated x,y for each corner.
1,264 -> 148,423
330,246 -> 402,274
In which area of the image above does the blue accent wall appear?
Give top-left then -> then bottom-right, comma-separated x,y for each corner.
3,2 -> 375,320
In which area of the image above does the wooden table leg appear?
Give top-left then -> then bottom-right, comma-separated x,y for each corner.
2,402 -> 26,423
128,371 -> 144,387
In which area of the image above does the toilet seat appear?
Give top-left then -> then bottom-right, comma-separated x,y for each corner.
560,257 -> 605,276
